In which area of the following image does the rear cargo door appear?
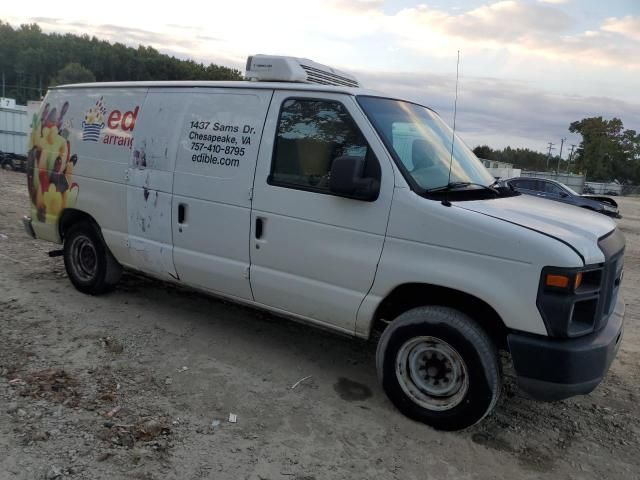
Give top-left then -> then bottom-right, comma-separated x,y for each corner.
127,91 -> 189,280
171,88 -> 273,300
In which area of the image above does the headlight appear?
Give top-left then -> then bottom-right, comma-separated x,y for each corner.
602,204 -> 617,212
537,266 -> 604,337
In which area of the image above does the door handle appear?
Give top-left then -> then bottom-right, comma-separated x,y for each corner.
178,203 -> 187,224
255,217 -> 264,239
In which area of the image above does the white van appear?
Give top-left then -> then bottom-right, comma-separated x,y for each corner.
23,55 -> 625,431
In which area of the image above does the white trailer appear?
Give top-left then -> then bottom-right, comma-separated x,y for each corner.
0,98 -> 41,170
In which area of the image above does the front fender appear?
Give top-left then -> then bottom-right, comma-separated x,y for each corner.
355,188 -> 584,338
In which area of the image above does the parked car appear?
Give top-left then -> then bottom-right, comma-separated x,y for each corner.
22,55 -> 625,431
0,151 -> 27,171
501,177 -> 621,218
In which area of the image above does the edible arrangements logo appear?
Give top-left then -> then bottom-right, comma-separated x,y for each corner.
81,96 -> 140,148
82,97 -> 106,142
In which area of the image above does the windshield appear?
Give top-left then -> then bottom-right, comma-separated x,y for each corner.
358,96 -> 495,191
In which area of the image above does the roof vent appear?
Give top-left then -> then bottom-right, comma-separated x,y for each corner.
245,55 -> 360,88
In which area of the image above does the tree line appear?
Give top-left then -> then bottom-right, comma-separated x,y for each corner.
474,117 -> 640,184
0,22 -> 242,104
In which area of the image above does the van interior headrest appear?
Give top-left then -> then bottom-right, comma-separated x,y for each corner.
412,139 -> 435,169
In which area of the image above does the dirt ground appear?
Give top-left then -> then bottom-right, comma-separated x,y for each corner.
1,168 -> 639,480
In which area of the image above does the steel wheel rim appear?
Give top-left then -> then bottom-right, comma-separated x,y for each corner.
70,235 -> 98,282
395,336 -> 469,411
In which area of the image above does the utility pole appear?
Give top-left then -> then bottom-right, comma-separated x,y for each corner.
557,137 -> 566,172
567,144 -> 576,172
546,142 -> 555,170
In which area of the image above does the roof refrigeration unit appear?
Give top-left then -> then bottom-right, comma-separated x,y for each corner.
245,55 -> 361,88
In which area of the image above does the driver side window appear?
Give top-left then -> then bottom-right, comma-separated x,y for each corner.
269,98 -> 377,193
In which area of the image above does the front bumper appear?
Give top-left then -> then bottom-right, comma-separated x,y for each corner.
508,293 -> 625,401
601,210 -> 622,219
22,215 -> 36,239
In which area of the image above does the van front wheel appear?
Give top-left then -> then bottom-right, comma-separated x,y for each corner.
63,222 -> 122,295
376,306 -> 501,431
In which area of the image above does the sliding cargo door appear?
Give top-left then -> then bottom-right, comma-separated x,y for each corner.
171,88 -> 273,300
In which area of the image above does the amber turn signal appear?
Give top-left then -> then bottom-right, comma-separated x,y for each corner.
574,272 -> 583,289
546,274 -> 570,288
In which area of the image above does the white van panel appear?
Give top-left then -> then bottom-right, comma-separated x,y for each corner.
172,89 -> 273,299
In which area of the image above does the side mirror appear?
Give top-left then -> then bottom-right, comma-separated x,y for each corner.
560,191 -> 568,198
329,156 -> 380,201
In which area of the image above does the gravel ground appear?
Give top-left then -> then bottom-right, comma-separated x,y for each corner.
1,168 -> 639,480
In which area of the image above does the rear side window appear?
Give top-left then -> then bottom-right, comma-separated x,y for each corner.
515,179 -> 538,190
270,98 -> 378,193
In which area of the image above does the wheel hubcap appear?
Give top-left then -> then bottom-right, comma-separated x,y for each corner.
70,235 -> 98,281
396,336 -> 469,411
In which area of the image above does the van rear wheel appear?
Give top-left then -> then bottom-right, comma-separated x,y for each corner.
376,306 -> 501,431
63,222 -> 122,295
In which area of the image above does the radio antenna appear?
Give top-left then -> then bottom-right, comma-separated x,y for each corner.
443,50 -> 460,207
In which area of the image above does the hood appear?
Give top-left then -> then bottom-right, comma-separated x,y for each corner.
582,195 -> 619,208
456,194 -> 617,264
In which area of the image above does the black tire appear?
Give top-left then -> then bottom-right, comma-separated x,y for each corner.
376,306 -> 501,431
63,222 -> 122,295
1,158 -> 13,170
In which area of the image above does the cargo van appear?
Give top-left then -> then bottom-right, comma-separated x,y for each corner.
23,55 -> 625,431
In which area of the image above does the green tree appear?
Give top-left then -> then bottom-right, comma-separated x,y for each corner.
569,117 -> 640,183
51,62 -> 96,86
473,145 -> 550,171
472,145 -> 494,160
0,21 -> 243,104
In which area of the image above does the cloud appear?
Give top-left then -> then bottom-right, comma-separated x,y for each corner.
385,2 -> 639,69
7,1 -> 639,151
18,2 -> 640,70
328,0 -> 383,13
602,15 -> 640,42
438,1 -> 571,40
387,0 -> 571,47
359,70 -> 640,151
18,17 -> 228,62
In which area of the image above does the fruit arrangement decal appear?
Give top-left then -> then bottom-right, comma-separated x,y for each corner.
82,96 -> 106,141
26,101 -> 79,224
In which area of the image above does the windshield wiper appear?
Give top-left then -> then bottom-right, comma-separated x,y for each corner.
425,181 -> 499,194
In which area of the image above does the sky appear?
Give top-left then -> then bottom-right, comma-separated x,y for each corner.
4,0 -> 640,154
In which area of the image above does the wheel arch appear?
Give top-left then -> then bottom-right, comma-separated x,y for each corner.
58,208 -> 101,241
371,283 -> 508,349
